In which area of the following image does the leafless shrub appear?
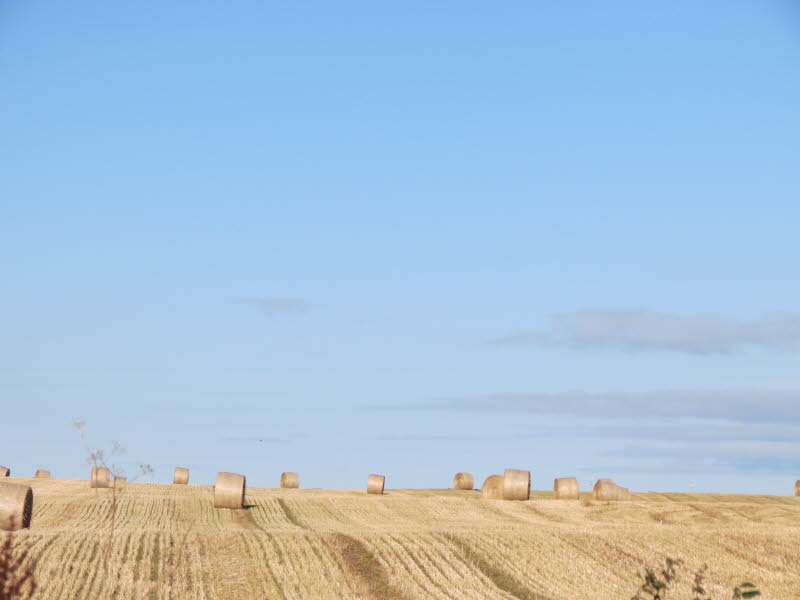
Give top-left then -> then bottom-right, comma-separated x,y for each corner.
74,421 -> 185,600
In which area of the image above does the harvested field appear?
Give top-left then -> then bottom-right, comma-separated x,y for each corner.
3,478 -> 800,599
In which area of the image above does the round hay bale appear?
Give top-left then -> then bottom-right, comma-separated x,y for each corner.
453,472 -> 474,490
367,474 -> 385,495
0,482 -> 33,531
114,477 -> 126,488
502,469 -> 531,501
213,472 -> 246,509
34,469 -> 51,479
593,478 -> 617,500
481,474 -> 503,499
593,479 -> 630,501
173,467 -> 190,485
0,466 -> 9,477
795,480 -> 800,497
90,467 -> 111,489
554,477 -> 579,499
280,472 -> 299,489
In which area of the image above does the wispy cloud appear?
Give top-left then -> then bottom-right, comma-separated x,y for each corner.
573,457 -> 800,477
488,309 -> 800,354
599,440 -> 800,476
513,422 -> 800,443
384,388 -> 800,423
373,433 -> 503,442
242,297 -> 307,315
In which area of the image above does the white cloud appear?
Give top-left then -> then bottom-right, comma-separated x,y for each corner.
488,308 -> 800,354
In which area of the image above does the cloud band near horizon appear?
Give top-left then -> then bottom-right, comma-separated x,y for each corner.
487,309 -> 800,354
382,387 -> 800,423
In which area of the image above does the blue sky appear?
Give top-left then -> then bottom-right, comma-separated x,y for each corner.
1,1 -> 799,493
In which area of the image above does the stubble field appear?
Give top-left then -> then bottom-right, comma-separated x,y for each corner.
6,478 -> 800,599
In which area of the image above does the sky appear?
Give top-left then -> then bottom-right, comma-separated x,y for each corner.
1,1 -> 799,494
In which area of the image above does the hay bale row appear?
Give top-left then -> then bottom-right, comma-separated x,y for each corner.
90,467 -> 111,489
554,477 -> 579,499
211,471 -> 380,496
367,474 -> 385,495
453,472 -> 474,490
214,472 -> 246,509
19,461 -> 800,504
0,482 -> 32,531
173,467 -> 190,485
0,466 -> 9,477
593,478 -> 631,501
480,472 -> 633,502
280,472 -> 299,489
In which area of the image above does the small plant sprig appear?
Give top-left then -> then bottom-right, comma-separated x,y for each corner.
632,558 -> 760,600
632,557 -> 682,600
692,563 -> 711,599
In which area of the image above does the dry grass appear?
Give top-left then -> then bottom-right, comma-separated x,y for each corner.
327,533 -> 410,600
0,529 -> 37,599
2,479 -> 799,599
